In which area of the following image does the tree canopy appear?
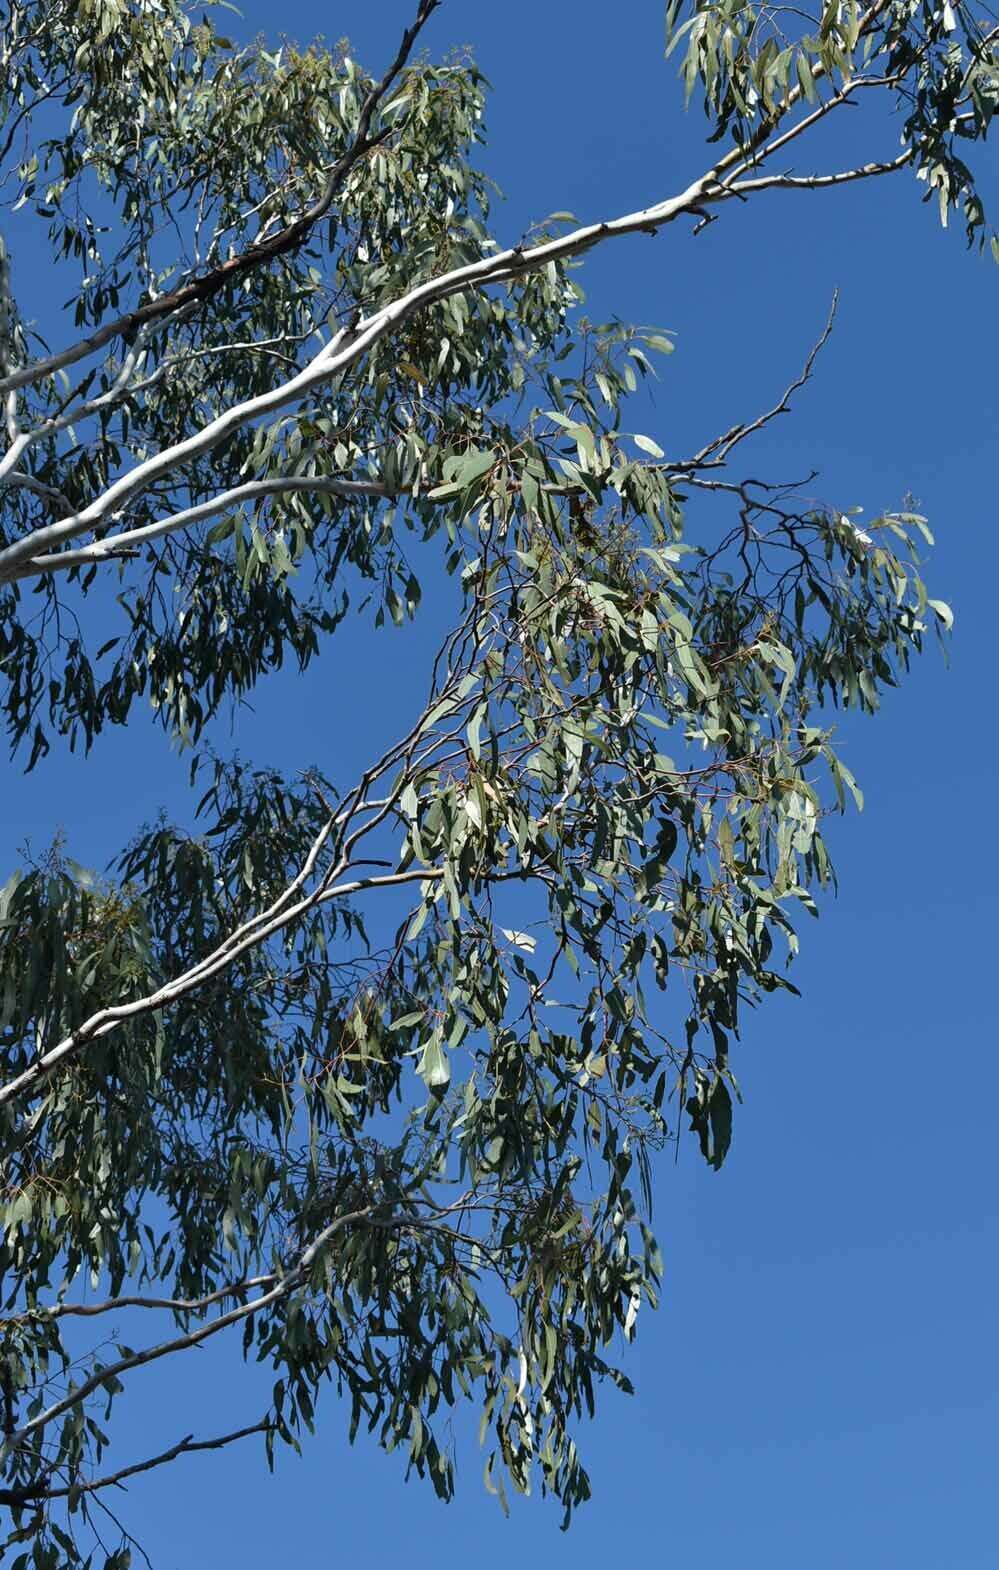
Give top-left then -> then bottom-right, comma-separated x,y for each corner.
0,0 -> 988,1562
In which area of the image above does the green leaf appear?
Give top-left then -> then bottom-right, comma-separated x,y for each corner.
455,448 -> 495,487
417,1030 -> 450,1089
641,333 -> 675,355
633,433 -> 665,459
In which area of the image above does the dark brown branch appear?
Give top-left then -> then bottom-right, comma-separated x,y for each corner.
0,1421 -> 269,1506
683,292 -> 839,471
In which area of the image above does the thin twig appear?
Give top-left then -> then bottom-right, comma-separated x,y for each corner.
0,1422 -> 269,1506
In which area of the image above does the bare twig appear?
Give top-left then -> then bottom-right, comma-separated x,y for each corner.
0,1421 -> 269,1506
683,293 -> 840,472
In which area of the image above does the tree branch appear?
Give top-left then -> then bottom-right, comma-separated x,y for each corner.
3,1208 -> 376,1448
729,150 -> 912,195
0,1421 -> 269,1506
706,0 -> 895,184
3,475 -> 396,581
2,470 -> 73,516
5,1274 -> 278,1326
682,294 -> 839,471
0,8 -> 910,586
3,1201 -> 446,1450
0,0 -> 442,399
0,627 -> 477,1109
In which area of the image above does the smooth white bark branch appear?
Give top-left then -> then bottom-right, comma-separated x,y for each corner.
729,150 -> 912,194
3,474 -> 395,580
0,659 -> 470,1109
0,0 -> 911,1121
3,469 -> 73,514
0,179 -> 711,580
0,0 -> 900,585
20,1275 -> 279,1323
0,153 -> 909,583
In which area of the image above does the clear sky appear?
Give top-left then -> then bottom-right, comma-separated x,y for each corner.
5,2 -> 998,1566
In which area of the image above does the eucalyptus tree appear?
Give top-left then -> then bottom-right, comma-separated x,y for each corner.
0,0 -> 989,1562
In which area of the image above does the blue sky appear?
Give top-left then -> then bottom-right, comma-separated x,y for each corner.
5,2 -> 998,1565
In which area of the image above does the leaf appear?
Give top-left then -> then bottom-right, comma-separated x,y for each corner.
707,1078 -> 733,1170
718,814 -> 735,866
389,1010 -> 425,1031
206,515 -> 235,545
687,1076 -> 733,1170
417,1031 -> 450,1090
467,703 -> 487,760
927,598 -> 953,630
633,433 -> 665,459
456,448 -> 495,487
624,1287 -> 640,1339
500,928 -> 536,953
795,51 -> 817,103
